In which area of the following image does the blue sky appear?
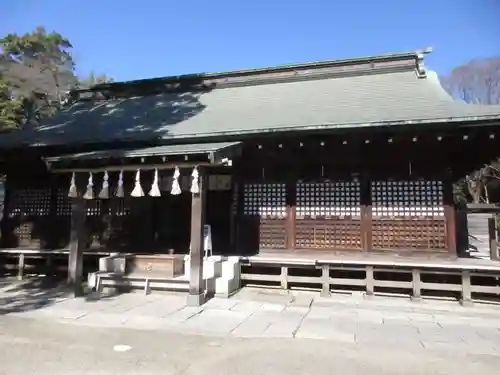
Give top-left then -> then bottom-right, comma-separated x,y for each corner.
2,0 -> 499,82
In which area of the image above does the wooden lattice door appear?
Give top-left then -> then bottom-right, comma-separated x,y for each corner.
295,180 -> 362,250
240,182 -> 288,250
5,188 -> 52,249
370,180 -> 447,251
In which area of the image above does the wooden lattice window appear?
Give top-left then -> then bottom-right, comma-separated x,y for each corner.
241,183 -> 287,249
9,188 -> 51,217
296,181 -> 361,218
85,200 -> 101,216
114,199 -> 131,216
371,180 -> 444,218
295,180 -> 362,250
8,188 -> 52,248
242,183 -> 287,218
56,189 -> 71,216
371,180 -> 447,250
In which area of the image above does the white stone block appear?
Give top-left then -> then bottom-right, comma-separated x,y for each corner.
184,256 -> 223,279
99,255 -> 126,274
87,272 -> 97,289
214,257 -> 241,297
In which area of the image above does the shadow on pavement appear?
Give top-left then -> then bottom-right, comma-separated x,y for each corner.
0,277 -> 73,314
0,276 -> 122,314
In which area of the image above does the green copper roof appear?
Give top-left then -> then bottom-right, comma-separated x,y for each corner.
2,50 -> 500,149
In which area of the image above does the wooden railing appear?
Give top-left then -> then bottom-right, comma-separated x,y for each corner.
0,249 -> 110,280
241,258 -> 500,305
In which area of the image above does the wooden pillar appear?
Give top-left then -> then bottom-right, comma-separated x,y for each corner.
488,216 -> 499,261
68,197 -> 85,297
444,205 -> 457,255
360,173 -> 372,252
187,167 -> 206,306
286,181 -> 296,249
442,170 -> 457,255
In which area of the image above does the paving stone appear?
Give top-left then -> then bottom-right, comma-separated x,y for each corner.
355,328 -> 423,349
433,314 -> 498,328
474,327 -> 500,343
55,298 -> 109,311
37,307 -> 89,320
307,306 -> 334,319
410,321 -> 442,332
178,309 -> 250,336
381,311 -> 413,322
122,316 -> 166,330
162,306 -> 204,325
406,312 -> 437,322
203,298 -> 239,310
290,293 -> 314,308
70,312 -> 125,328
231,315 -> 272,338
259,302 -> 285,312
354,309 -> 384,324
233,289 -> 293,304
90,298 -> 147,314
327,309 -> 359,321
249,311 -> 284,324
418,327 -> 464,344
122,300 -> 185,318
284,306 -> 309,315
261,312 -> 304,338
6,309 -> 60,320
356,321 -> 384,332
295,318 -> 356,343
239,293 -> 293,305
382,318 -> 419,333
458,335 -> 500,356
420,340 -> 470,354
261,322 -> 298,338
231,301 -> 263,313
312,295 -> 357,307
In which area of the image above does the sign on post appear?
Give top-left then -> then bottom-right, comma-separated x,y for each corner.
203,224 -> 212,258
189,224 -> 213,259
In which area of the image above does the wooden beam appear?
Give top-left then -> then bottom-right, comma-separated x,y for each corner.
67,197 -> 86,297
187,167 -> 207,306
49,161 -> 228,174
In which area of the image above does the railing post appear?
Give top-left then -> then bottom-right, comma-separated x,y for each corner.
460,270 -> 473,307
17,253 -> 25,280
280,266 -> 288,290
488,217 -> 499,261
321,264 -> 330,297
365,265 -> 374,297
411,268 -> 421,301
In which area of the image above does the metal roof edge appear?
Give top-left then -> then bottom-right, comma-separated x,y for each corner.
156,115 -> 500,140
5,114 -> 500,151
75,49 -> 429,95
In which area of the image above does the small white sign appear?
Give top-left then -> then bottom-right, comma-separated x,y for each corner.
189,224 -> 213,258
204,224 -> 212,258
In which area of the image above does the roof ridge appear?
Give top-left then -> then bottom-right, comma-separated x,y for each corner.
71,48 -> 432,100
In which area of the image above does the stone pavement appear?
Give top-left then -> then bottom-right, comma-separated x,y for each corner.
2,280 -> 500,357
3,316 -> 500,375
